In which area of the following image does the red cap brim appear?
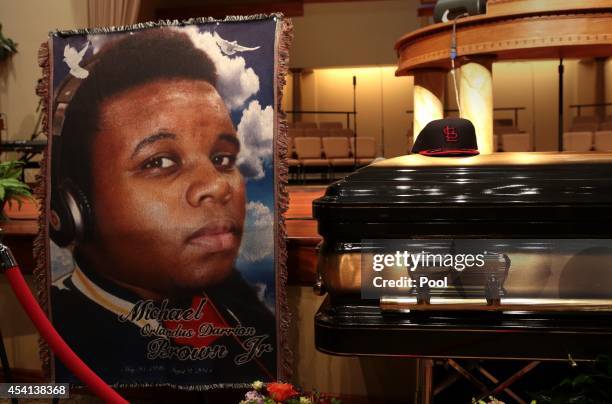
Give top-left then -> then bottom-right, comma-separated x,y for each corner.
419,149 -> 480,157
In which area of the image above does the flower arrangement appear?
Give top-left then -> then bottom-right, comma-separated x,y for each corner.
472,397 -> 506,404
240,381 -> 342,404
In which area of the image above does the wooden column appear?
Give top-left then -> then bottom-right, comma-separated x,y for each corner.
460,56 -> 495,155
413,69 -> 446,142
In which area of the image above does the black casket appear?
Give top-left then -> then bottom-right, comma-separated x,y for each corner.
312,152 -> 612,360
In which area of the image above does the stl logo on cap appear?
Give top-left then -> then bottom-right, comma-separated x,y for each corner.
443,125 -> 459,142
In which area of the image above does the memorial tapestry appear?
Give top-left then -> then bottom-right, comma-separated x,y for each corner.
35,14 -> 292,389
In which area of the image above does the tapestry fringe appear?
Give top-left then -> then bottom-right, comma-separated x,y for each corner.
67,381 -> 257,393
34,40 -> 52,380
51,13 -> 283,37
109,381 -> 254,391
274,17 -> 294,383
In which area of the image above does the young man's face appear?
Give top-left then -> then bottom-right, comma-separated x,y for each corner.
86,79 -> 246,299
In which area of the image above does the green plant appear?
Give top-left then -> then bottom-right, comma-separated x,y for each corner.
530,355 -> 612,404
0,161 -> 32,214
0,23 -> 18,61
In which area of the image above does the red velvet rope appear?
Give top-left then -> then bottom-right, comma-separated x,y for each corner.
4,266 -> 128,404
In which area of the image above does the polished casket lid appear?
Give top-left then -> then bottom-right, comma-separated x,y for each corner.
313,153 -> 612,239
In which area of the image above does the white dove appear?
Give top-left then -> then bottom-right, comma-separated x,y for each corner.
214,32 -> 260,56
63,42 -> 90,79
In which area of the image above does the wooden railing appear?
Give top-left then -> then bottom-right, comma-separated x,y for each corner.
286,110 -> 357,134
569,102 -> 612,117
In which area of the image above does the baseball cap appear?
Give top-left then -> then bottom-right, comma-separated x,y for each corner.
411,118 -> 480,157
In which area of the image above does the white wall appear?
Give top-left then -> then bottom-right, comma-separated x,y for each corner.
491,60 -> 584,151
296,66 -> 413,158
490,60 -> 578,151
291,0 -> 420,69
0,0 -> 88,144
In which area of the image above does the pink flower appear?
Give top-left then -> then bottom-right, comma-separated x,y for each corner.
244,390 -> 264,403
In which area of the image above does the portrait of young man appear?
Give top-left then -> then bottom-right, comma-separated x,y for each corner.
45,19 -> 283,387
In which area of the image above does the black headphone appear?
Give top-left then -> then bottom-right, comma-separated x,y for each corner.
49,60 -> 96,248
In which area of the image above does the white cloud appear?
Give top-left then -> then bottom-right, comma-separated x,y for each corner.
51,241 -> 76,281
236,100 -> 274,180
88,34 -> 113,54
239,201 -> 273,262
254,282 -> 267,303
179,26 -> 260,110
